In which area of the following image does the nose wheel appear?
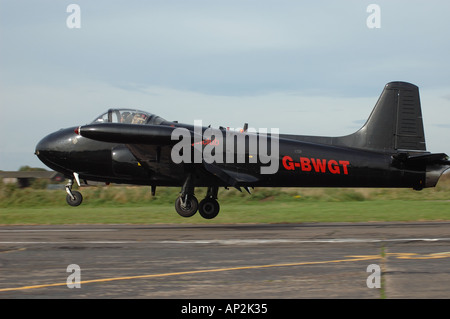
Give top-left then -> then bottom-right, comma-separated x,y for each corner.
65,178 -> 83,207
66,190 -> 83,206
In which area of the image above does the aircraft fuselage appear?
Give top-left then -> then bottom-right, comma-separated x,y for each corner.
34,83 -> 450,219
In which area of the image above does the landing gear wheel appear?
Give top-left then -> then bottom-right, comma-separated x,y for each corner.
175,195 -> 198,217
66,191 -> 83,207
198,198 -> 220,219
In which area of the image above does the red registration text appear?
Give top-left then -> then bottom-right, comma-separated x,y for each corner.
282,155 -> 350,175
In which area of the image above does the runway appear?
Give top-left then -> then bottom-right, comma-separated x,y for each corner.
1,222 -> 450,299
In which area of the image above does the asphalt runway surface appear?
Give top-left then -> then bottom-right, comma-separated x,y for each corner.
1,222 -> 450,299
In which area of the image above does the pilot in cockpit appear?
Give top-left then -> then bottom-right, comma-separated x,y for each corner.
121,112 -> 131,123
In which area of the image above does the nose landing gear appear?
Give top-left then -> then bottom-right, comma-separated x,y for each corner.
65,178 -> 83,207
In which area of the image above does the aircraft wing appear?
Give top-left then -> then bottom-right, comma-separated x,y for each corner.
203,161 -> 259,187
77,123 -> 261,188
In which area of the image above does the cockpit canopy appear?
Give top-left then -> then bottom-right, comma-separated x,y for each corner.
92,109 -> 166,125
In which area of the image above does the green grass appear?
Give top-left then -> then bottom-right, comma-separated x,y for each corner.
1,175 -> 449,225
1,200 -> 449,225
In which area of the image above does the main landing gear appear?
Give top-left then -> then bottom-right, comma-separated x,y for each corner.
174,175 -> 220,219
198,187 -> 220,219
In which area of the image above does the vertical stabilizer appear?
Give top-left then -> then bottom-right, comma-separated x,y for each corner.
339,81 -> 426,152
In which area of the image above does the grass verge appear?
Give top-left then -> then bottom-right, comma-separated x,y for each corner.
1,200 -> 449,225
1,175 -> 449,225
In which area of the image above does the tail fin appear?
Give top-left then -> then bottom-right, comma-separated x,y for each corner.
283,82 -> 427,153
341,81 -> 426,152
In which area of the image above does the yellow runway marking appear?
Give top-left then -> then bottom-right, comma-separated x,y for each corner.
0,254 -> 379,293
0,247 -> 26,254
388,252 -> 450,260
2,251 -> 450,293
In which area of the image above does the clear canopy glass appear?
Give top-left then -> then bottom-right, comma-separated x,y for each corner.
92,109 -> 166,125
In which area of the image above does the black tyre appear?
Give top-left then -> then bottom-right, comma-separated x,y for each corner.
66,191 -> 83,206
175,195 -> 198,217
198,198 -> 220,219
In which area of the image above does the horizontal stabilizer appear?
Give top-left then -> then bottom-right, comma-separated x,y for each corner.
406,153 -> 449,164
392,152 -> 450,188
393,152 -> 449,164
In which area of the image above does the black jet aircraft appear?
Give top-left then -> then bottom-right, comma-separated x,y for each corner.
35,82 -> 450,219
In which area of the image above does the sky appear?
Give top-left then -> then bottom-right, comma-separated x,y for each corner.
1,0 -> 450,171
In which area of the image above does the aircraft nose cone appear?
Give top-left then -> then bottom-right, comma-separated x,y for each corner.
35,135 -> 52,155
35,131 -> 60,157
35,127 -> 77,172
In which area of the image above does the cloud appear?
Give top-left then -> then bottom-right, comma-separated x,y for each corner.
2,1 -> 450,170
3,1 -> 450,96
